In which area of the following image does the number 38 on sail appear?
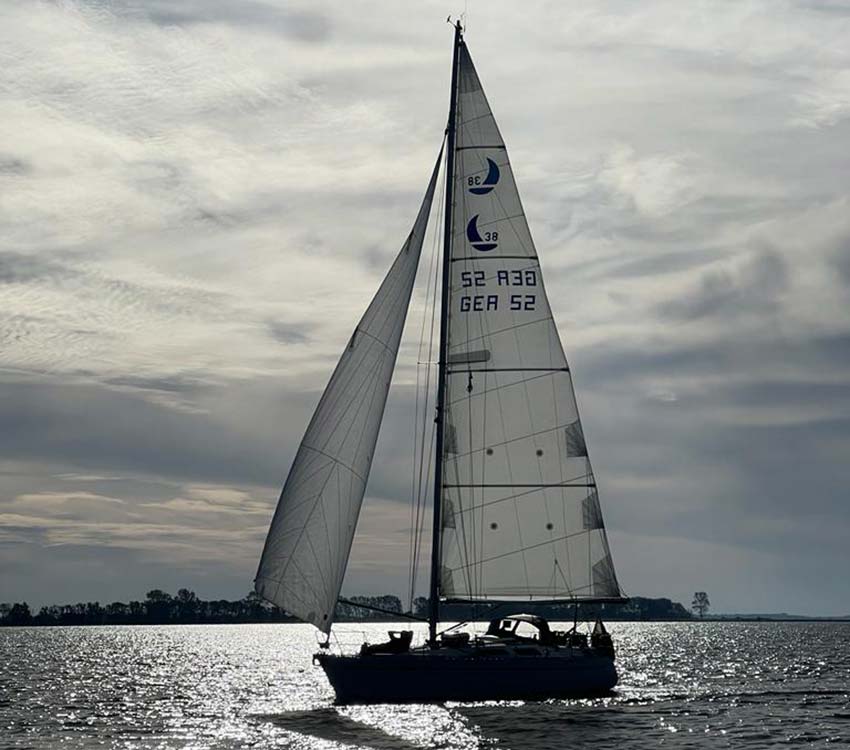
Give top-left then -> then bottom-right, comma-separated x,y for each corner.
255,20 -> 626,704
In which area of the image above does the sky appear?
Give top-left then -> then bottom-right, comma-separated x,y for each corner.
1,0 -> 849,616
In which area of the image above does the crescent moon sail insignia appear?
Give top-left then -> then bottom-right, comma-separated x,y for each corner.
469,158 -> 500,195
467,215 -> 498,252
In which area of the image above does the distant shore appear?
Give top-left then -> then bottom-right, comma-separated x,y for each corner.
699,615 -> 850,623
2,590 -> 846,627
3,616 -> 848,627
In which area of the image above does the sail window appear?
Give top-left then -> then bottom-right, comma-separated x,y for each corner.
440,566 -> 454,593
445,424 -> 459,454
592,555 -> 619,598
565,420 -> 587,457
582,490 -> 603,530
443,498 -> 456,529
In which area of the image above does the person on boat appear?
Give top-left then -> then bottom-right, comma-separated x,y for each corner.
360,630 -> 412,656
591,618 -> 614,658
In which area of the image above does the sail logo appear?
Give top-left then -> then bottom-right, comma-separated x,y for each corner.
466,215 -> 498,252
467,158 -> 500,195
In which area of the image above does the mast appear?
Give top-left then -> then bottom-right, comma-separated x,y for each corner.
428,19 -> 462,644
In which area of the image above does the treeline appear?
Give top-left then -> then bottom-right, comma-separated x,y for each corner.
0,591 -> 413,627
1,590 -> 691,626
0,589 -> 297,627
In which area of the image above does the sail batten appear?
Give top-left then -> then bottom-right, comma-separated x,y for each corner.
438,40 -> 622,604
255,149 -> 443,633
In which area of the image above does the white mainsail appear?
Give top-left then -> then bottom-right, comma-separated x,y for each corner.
439,43 -> 622,602
256,152 -> 442,632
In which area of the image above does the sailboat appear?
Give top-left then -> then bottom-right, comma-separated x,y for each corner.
255,21 -> 626,704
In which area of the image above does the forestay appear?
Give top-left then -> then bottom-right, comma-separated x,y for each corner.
439,42 -> 622,602
256,152 -> 442,633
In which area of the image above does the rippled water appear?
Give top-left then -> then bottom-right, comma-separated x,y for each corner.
1,622 -> 848,748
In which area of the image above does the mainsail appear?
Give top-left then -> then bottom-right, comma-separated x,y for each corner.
438,42 -> 622,602
255,151 -> 442,632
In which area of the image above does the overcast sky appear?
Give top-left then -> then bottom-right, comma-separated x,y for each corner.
1,0 -> 849,616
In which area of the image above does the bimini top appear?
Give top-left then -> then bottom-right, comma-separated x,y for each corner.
486,613 -> 552,638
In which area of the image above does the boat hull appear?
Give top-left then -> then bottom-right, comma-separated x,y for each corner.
316,648 -> 618,704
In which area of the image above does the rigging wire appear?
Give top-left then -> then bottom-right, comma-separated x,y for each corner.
406,143 -> 447,612
408,173 -> 444,611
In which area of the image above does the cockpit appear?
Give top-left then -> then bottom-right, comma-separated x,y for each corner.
485,614 -> 554,643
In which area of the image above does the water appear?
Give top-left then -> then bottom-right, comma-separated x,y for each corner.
1,622 -> 848,748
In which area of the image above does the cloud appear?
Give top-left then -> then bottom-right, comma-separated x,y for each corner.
598,145 -> 700,218
792,69 -> 850,128
0,251 -> 79,285
657,250 -> 788,321
137,0 -> 333,42
0,156 -> 29,175
266,319 -> 312,345
0,474 -> 275,605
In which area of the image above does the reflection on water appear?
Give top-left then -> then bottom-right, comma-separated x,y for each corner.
1,622 -> 848,748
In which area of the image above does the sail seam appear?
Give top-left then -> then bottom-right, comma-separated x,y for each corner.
449,316 -> 557,348
459,111 -> 499,127
306,228 -> 420,440
309,339 -> 391,456
353,325 -> 396,354
270,448 -> 347,609
304,338 -> 386,441
447,422 -> 576,460
445,477 -> 593,517
449,527 -> 603,572
299,444 -> 367,485
473,213 -> 524,230
451,255 -> 538,262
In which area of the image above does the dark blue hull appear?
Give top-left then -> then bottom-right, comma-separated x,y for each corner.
316,648 -> 618,704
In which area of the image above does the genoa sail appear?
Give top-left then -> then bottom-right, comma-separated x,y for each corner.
438,41 -> 623,602
255,150 -> 442,632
